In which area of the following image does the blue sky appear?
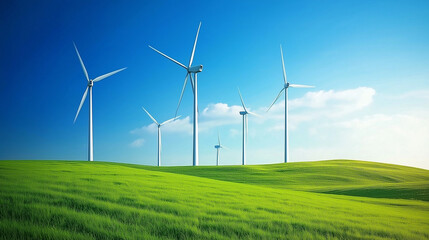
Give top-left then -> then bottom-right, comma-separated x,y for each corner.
1,0 -> 428,169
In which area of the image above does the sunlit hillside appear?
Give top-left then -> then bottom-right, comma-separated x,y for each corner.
0,160 -> 428,239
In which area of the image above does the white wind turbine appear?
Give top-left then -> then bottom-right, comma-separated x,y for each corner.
214,132 -> 228,166
238,88 -> 259,165
267,45 -> 314,163
142,107 -> 180,167
73,43 -> 126,162
148,22 -> 203,166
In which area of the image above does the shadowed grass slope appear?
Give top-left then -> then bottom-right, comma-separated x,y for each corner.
130,160 -> 429,201
0,160 -> 428,239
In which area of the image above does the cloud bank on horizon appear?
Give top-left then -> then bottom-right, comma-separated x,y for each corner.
131,86 -> 429,169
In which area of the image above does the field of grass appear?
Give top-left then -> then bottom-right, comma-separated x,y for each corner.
0,160 -> 428,239
134,160 -> 429,201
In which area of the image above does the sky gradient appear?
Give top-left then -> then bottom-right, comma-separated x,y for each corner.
1,0 -> 428,169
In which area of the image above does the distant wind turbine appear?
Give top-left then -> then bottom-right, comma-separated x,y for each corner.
238,88 -> 259,165
142,107 -> 180,167
214,132 -> 228,166
149,22 -> 203,166
73,43 -> 126,162
267,45 -> 314,163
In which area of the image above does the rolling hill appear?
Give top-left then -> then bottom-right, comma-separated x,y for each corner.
0,160 -> 428,239
132,160 -> 429,201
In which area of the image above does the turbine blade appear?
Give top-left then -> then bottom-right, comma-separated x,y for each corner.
188,22 -> 201,68
160,115 -> 181,126
142,106 -> 159,125
289,84 -> 315,88
248,111 -> 261,117
74,86 -> 89,123
220,145 -> 230,150
148,45 -> 187,69
189,73 -> 195,94
218,132 -> 220,146
267,88 -> 285,112
280,45 -> 287,84
93,67 -> 126,82
73,42 -> 89,81
237,88 -> 247,111
175,73 -> 189,117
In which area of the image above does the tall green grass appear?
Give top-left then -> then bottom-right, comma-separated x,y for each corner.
134,160 -> 429,200
0,160 -> 428,239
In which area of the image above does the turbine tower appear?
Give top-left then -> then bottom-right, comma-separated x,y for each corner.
73,43 -> 126,162
142,107 -> 180,167
214,132 -> 227,166
149,22 -> 203,166
238,88 -> 259,165
267,45 -> 314,163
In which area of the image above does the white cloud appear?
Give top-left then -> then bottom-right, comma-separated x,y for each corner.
289,87 -> 375,112
394,89 -> 429,100
201,103 -> 242,120
335,114 -> 392,129
130,138 -> 145,148
131,103 -> 244,137
254,88 -> 429,169
200,103 -> 243,130
161,117 -> 193,134
264,87 -> 376,128
128,87 -> 429,169
131,87 -> 377,138
131,117 -> 193,135
292,112 -> 429,169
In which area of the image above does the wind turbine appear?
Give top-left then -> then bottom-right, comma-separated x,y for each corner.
238,88 -> 259,165
267,45 -> 314,163
214,132 -> 227,166
73,43 -> 126,162
148,22 -> 203,166
142,107 -> 180,167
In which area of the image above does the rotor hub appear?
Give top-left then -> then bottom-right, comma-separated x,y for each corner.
88,80 -> 94,87
284,82 -> 289,88
188,65 -> 203,73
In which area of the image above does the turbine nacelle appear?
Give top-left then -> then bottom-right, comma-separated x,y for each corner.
188,65 -> 203,73
88,80 -> 94,87
239,111 -> 247,115
284,82 -> 289,88
214,145 -> 221,149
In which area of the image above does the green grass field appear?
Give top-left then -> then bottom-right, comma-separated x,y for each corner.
0,160 -> 428,239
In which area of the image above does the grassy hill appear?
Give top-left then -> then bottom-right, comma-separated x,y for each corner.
131,160 -> 429,201
0,160 -> 428,239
